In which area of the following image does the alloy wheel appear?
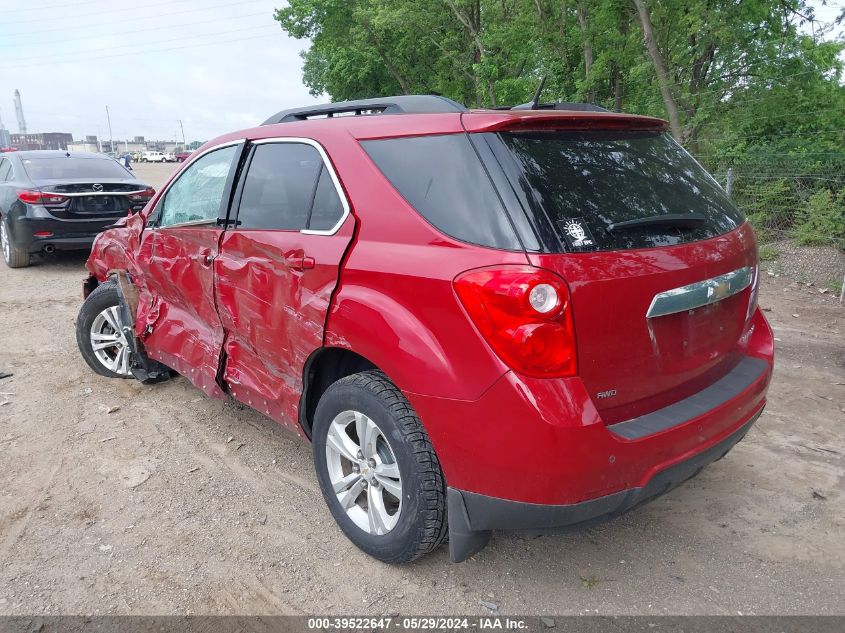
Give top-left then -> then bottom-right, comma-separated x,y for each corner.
325,410 -> 402,535
0,220 -> 10,263
89,306 -> 132,376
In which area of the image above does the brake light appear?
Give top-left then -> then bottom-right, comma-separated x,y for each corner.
17,190 -> 68,205
746,264 -> 759,325
454,265 -> 577,377
128,187 -> 155,202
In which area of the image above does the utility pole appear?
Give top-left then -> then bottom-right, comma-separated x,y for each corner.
105,105 -> 114,155
179,119 -> 186,150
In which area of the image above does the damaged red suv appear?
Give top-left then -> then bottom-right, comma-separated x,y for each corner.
76,95 -> 774,563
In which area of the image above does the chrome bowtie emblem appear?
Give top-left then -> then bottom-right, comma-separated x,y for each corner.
707,280 -> 731,300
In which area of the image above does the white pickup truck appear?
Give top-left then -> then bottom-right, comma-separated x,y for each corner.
140,151 -> 174,163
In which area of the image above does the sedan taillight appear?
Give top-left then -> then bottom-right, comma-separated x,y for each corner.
454,265 -> 578,378
17,189 -> 68,205
127,187 -> 156,202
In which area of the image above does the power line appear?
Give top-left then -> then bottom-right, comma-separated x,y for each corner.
1,0 -> 249,25
0,0 -> 269,38
1,24 -> 278,63
0,11 -> 268,48
0,32 -> 280,70
0,0 -> 104,11
695,128 -> 845,142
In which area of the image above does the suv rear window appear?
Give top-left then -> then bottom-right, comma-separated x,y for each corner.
361,134 -> 520,250
488,130 -> 743,252
21,157 -> 131,180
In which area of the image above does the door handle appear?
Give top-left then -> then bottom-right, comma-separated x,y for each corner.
284,254 -> 315,271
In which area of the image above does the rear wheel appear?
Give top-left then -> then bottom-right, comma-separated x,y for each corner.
312,370 -> 447,563
1,215 -> 30,268
76,281 -> 134,379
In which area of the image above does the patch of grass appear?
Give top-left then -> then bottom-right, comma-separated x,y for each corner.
758,244 -> 779,262
580,575 -> 600,589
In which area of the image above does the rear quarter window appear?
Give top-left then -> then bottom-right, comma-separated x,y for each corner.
488,130 -> 744,252
361,134 -> 520,250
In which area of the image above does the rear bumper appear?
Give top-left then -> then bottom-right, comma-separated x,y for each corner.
11,217 -> 112,253
404,309 -> 774,561
447,407 -> 761,561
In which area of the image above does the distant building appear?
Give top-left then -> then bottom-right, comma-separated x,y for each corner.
67,137 -> 186,155
0,128 -> 10,149
11,132 -> 73,151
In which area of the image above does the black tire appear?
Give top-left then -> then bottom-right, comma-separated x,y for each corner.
313,370 -> 448,563
76,281 -> 133,379
1,215 -> 31,268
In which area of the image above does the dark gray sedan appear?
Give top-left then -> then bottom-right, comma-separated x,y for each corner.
0,151 -> 154,268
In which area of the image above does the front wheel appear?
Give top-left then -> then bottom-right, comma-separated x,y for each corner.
312,370 -> 447,563
76,281 -> 134,379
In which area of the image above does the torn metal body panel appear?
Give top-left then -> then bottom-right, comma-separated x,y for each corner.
215,219 -> 355,429
110,270 -> 170,384
133,225 -> 227,399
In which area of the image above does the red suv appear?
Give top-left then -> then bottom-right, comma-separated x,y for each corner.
76,95 -> 774,563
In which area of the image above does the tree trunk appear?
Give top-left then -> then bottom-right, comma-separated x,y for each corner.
612,63 -> 623,111
632,0 -> 682,139
577,3 -> 594,102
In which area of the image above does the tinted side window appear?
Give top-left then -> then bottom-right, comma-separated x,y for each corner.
0,160 -> 10,182
237,143 -> 322,230
160,145 -> 237,227
361,134 -> 520,250
307,166 -> 344,231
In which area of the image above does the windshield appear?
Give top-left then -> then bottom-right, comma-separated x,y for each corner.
22,157 -> 131,180
490,130 -> 744,251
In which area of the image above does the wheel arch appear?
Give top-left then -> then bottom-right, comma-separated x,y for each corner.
299,347 -> 380,439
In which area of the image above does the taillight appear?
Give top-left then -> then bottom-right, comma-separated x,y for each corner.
745,263 -> 759,325
17,190 -> 68,205
128,187 -> 155,202
454,265 -> 577,378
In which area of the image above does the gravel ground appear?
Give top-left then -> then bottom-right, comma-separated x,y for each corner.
763,240 -> 845,289
0,162 -> 843,615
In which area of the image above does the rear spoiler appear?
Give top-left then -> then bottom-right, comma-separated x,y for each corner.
461,111 -> 668,134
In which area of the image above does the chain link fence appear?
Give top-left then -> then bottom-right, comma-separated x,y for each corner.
701,154 -> 845,295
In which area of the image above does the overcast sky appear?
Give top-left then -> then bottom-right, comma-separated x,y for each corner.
0,0 -> 841,144
0,0 -> 321,143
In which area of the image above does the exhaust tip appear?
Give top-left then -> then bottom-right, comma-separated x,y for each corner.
43,244 -> 55,254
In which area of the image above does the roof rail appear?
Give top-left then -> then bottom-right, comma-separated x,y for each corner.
262,95 -> 467,125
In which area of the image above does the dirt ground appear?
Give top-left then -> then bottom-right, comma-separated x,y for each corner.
0,162 -> 843,616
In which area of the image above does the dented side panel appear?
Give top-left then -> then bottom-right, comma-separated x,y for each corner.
135,226 -> 227,399
215,218 -> 355,429
86,212 -> 146,281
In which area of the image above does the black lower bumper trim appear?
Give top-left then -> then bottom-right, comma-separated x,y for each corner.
447,408 -> 762,562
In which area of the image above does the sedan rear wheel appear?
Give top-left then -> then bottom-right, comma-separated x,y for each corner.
1,216 -> 31,268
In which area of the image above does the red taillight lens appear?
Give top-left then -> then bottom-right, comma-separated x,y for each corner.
454,265 -> 577,378
17,189 -> 68,205
128,187 -> 155,202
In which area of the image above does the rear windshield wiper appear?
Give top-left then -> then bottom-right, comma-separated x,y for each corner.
607,212 -> 706,232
